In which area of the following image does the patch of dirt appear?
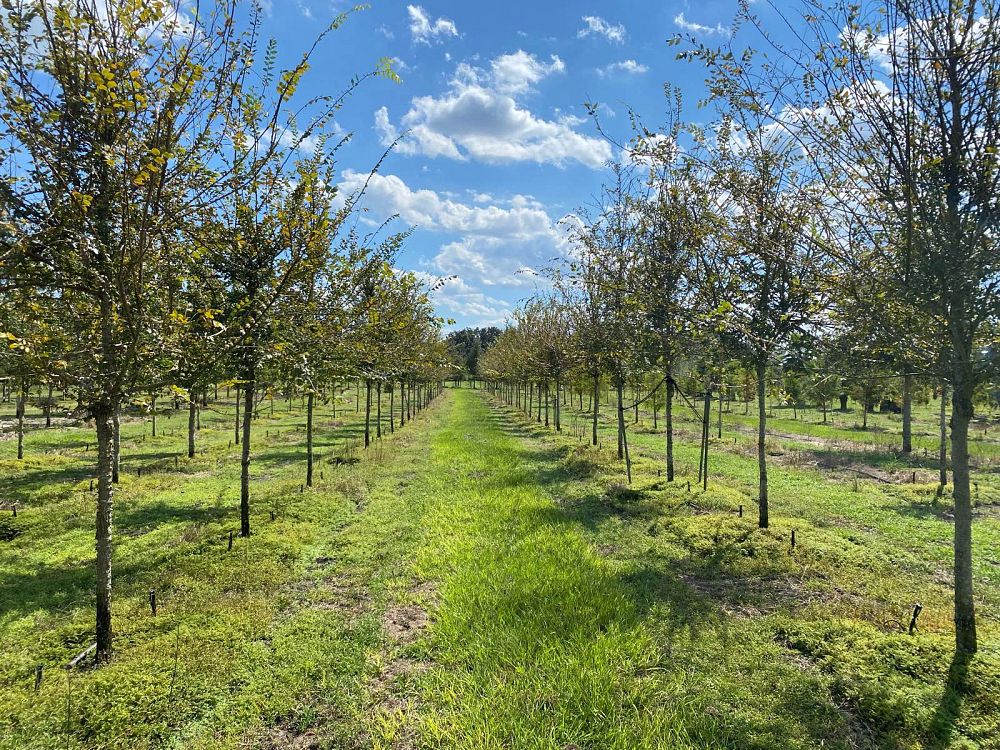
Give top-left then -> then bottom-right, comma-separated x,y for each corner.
382,605 -> 429,643
0,415 -> 78,433
679,572 -> 853,619
255,725 -> 327,750
280,573 -> 370,617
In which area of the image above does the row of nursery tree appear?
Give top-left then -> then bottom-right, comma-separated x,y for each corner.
0,1 -> 451,663
480,0 -> 999,655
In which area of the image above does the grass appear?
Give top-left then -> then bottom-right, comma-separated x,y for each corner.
0,386 -> 438,749
1,386 -> 997,748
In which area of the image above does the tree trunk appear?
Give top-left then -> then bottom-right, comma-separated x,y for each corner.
240,378 -> 254,537
592,375 -> 599,446
235,385 -> 241,446
665,372 -> 675,482
94,403 -> 115,663
902,373 -> 913,453
389,382 -> 395,433
950,371 -> 977,653
717,381 -> 723,439
364,379 -> 372,448
699,388 -> 711,490
187,395 -> 197,458
376,381 -> 382,440
756,359 -> 769,529
45,383 -> 53,428
151,394 -> 157,437
555,378 -> 561,431
839,393 -> 848,411
400,381 -> 406,427
306,391 -> 314,487
616,377 -> 625,461
112,407 -> 121,484
939,383 -> 948,493
544,381 -> 549,427
15,381 -> 25,460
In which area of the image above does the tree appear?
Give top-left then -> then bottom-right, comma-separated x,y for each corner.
691,0 -> 1000,651
0,0 -> 271,663
694,107 -> 830,528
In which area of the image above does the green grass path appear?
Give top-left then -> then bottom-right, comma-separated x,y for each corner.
380,389 -> 868,749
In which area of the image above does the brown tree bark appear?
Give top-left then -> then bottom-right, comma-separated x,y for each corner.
616,377 -> 625,461
939,383 -> 948,493
665,373 -> 675,482
111,407 -> 120,484
756,359 -> 769,529
306,391 -> 314,487
591,375 -> 599,447
94,403 -> 115,663
15,380 -> 25,460
240,378 -> 254,537
364,379 -> 372,448
187,395 -> 197,458
902,373 -> 913,453
951,364 -> 977,653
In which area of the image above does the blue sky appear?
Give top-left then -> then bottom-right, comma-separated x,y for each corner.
260,0 -> 763,328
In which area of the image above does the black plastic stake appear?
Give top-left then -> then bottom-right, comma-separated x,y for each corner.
909,603 -> 923,634
149,590 -> 157,616
34,665 -> 42,692
228,531 -> 233,550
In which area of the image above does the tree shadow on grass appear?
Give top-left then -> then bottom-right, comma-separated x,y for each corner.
927,650 -> 973,750
0,500 -> 234,625
0,465 -> 95,501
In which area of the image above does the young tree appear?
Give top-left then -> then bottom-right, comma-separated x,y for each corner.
695,0 -> 1000,651
0,0 -> 271,662
695,112 -> 830,528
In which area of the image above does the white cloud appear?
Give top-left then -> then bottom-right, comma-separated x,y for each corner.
337,172 -> 568,293
489,50 -> 565,95
296,1 -> 314,20
374,51 -> 610,168
598,59 -> 648,77
338,170 -> 554,238
408,4 -> 458,44
577,16 -> 626,44
674,13 -> 730,37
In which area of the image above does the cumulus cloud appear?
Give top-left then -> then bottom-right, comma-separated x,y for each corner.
337,171 -> 568,294
489,50 -> 565,95
407,4 -> 458,44
374,51 -> 610,168
577,16 -> 626,44
598,59 -> 648,77
673,13 -> 730,37
338,170 -> 554,238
